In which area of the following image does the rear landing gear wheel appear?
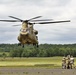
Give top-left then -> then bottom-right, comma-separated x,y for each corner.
22,45 -> 24,48
18,43 -> 21,46
37,44 -> 39,48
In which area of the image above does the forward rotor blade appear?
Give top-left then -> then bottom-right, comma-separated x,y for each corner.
28,16 -> 42,21
9,16 -> 23,22
12,24 -> 21,26
34,20 -> 70,24
0,20 -> 20,22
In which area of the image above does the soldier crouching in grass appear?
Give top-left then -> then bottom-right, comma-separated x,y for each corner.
62,57 -> 66,69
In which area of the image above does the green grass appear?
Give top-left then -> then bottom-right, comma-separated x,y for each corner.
0,57 -> 75,68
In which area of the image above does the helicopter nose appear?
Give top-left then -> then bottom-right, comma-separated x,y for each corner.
20,28 -> 29,35
20,29 -> 29,32
20,31 -> 29,35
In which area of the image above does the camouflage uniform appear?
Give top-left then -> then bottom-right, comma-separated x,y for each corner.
67,57 -> 71,69
62,57 -> 66,69
70,56 -> 74,69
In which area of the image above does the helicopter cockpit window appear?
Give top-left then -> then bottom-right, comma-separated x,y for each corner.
20,29 -> 29,32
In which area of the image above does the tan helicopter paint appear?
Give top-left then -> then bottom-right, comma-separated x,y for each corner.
18,21 -> 38,45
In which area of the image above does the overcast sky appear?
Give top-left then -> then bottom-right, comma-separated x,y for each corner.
0,0 -> 76,44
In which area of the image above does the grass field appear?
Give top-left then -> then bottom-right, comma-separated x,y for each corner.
0,57 -> 75,68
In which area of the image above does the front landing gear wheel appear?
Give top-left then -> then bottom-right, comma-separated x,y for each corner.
33,43 -> 39,48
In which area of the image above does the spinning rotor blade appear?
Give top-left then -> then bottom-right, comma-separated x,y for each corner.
30,19 -> 53,21
0,20 -> 20,22
34,20 -> 70,24
12,24 -> 21,26
9,16 -> 42,22
28,16 -> 42,21
9,16 -> 23,22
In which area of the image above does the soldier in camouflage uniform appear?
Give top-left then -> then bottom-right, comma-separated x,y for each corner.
62,57 -> 66,69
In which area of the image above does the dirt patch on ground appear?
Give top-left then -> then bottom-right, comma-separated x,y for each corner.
0,67 -> 76,75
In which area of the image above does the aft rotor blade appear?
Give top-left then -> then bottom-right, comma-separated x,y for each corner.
9,16 -> 23,22
30,19 -> 53,21
28,16 -> 42,21
34,20 -> 70,24
0,20 -> 20,22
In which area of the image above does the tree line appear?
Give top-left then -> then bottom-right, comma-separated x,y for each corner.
0,44 -> 76,57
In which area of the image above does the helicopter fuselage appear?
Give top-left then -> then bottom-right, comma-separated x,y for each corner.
18,21 -> 38,46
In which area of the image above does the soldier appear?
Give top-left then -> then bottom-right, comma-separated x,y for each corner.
62,57 -> 66,69
70,56 -> 74,69
66,55 -> 71,69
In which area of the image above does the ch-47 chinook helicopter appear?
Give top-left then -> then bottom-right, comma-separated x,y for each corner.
0,16 -> 70,47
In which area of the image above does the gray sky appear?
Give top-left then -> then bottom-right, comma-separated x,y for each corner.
0,0 -> 76,44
